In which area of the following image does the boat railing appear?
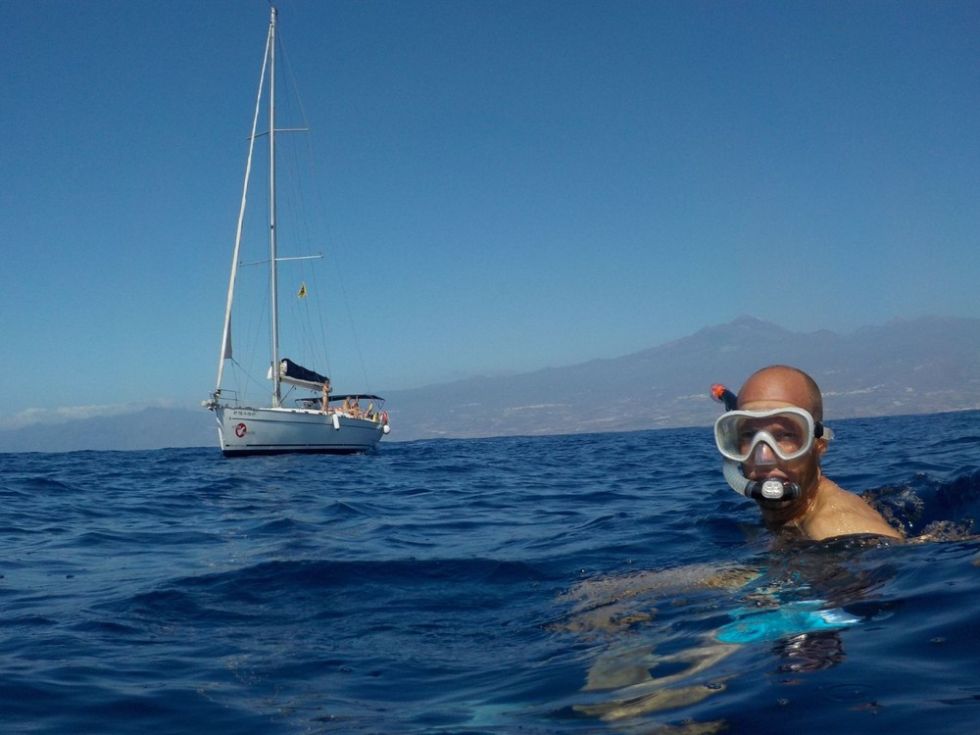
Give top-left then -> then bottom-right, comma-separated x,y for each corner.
203,389 -> 244,409
293,395 -> 389,424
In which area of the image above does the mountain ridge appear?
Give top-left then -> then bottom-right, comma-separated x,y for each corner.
2,315 -> 977,452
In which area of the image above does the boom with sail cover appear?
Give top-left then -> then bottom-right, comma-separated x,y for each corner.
278,358 -> 329,390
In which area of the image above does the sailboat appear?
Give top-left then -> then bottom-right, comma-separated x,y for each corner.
203,6 -> 390,456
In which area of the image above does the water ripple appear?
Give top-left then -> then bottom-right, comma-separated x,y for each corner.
0,411 -> 977,733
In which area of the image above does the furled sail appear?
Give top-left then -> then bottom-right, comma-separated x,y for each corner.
221,316 -> 233,361
278,358 -> 329,390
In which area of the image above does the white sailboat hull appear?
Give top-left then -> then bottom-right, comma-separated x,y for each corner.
215,405 -> 385,456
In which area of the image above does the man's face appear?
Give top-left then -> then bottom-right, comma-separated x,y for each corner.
737,370 -> 826,519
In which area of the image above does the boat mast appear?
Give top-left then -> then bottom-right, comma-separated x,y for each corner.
214,7 -> 274,396
268,6 -> 282,407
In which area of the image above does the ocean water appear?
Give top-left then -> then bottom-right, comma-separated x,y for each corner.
1,410 -> 979,734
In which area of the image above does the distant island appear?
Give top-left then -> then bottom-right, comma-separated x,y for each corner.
382,314 -> 980,441
2,315 -> 978,453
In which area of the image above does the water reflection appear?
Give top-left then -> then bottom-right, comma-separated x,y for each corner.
557,533 -> 909,729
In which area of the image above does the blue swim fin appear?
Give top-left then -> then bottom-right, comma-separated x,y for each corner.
716,600 -> 859,644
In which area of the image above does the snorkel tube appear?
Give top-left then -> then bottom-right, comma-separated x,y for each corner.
711,384 -> 802,502
710,383 -> 738,411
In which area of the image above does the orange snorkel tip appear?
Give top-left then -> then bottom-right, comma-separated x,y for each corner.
711,383 -> 737,411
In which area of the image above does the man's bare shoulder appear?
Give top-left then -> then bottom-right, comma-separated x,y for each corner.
803,479 -> 904,541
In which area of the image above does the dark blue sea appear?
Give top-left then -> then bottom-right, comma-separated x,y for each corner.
2,411 -> 979,734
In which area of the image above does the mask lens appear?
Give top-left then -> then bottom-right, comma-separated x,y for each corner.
738,414 -> 807,458
715,408 -> 815,462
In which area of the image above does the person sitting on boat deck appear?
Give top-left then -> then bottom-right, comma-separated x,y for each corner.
714,365 -> 903,542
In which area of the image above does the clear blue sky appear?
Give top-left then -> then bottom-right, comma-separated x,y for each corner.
2,0 -> 978,428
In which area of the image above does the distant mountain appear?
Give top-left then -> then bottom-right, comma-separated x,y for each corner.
0,407 -> 216,454
381,315 -> 980,441
1,316 -> 977,452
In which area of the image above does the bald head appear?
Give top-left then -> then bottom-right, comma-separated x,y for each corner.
737,365 -> 824,421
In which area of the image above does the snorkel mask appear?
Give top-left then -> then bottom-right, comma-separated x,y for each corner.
710,384 -> 833,501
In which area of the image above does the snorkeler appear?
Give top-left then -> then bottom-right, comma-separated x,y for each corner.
713,365 -> 902,541
557,367 -> 902,725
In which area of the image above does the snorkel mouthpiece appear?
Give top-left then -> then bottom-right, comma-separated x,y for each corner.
758,478 -> 800,501
722,459 -> 801,501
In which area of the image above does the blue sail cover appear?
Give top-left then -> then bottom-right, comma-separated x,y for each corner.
280,358 -> 329,386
